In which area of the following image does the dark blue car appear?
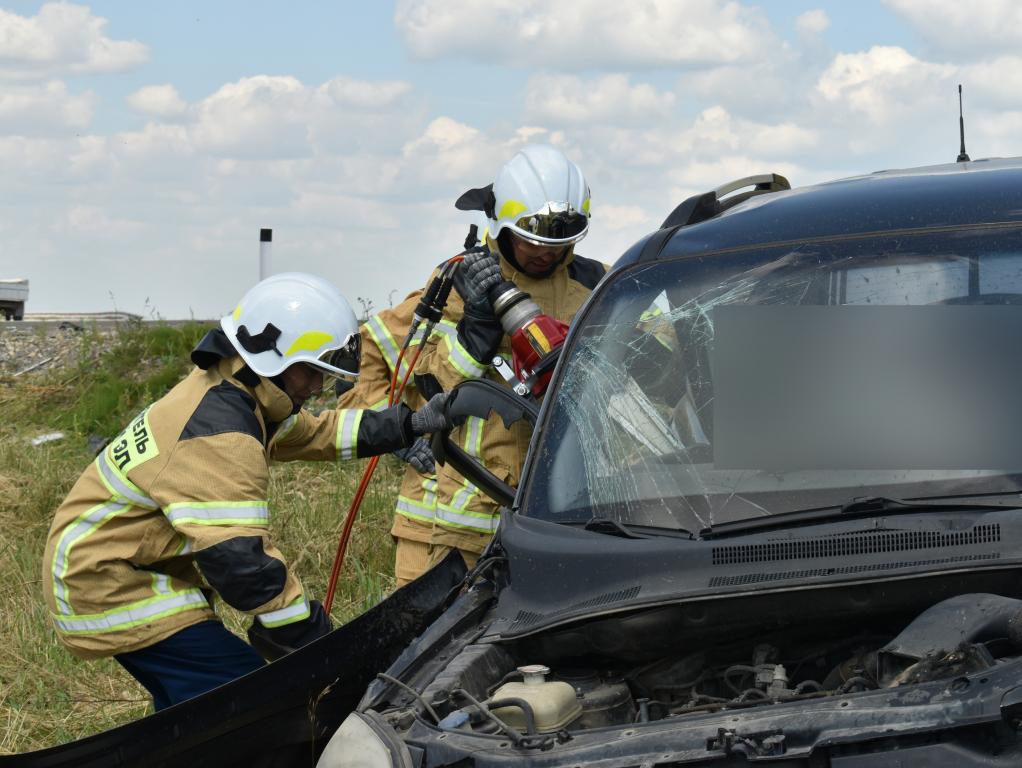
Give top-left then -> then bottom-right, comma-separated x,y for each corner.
327,157 -> 1022,767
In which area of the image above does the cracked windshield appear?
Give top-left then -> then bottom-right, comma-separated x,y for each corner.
525,228 -> 1022,533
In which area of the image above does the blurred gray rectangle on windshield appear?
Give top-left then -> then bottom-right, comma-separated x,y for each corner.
713,305 -> 1022,470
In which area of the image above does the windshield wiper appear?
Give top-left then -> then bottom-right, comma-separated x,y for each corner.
578,517 -> 695,540
702,495 -> 1022,539
583,517 -> 643,539
841,495 -> 1019,514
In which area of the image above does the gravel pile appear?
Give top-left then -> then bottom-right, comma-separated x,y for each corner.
0,323 -> 119,377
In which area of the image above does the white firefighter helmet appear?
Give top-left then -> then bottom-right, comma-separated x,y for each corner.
221,272 -> 360,379
490,144 -> 590,246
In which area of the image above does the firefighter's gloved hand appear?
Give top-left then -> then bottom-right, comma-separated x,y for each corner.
247,599 -> 332,663
454,249 -> 502,313
410,392 -> 450,436
394,437 -> 435,474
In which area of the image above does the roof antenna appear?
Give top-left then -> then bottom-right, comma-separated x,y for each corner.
956,84 -> 970,163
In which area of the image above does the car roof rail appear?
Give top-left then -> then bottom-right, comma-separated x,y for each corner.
660,173 -> 791,229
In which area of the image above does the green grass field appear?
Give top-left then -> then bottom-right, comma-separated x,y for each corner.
0,323 -> 403,754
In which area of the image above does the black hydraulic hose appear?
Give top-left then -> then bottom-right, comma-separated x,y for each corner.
486,697 -> 539,735
723,664 -> 768,695
375,673 -> 440,723
485,669 -> 524,698
794,680 -> 824,694
837,676 -> 875,694
453,688 -> 525,747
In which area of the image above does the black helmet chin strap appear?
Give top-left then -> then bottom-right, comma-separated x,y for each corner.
236,323 -> 283,357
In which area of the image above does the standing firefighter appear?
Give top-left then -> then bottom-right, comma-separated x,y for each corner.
336,290 -> 458,587
416,144 -> 607,568
41,273 -> 448,710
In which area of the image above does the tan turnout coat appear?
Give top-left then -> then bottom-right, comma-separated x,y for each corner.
43,334 -> 409,658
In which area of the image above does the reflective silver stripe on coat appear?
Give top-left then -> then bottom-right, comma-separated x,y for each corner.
423,476 -> 437,507
450,417 -> 485,510
164,503 -> 269,526
152,573 -> 172,594
446,335 -> 488,378
366,315 -> 401,371
336,409 -> 363,460
435,505 -> 500,533
51,589 -> 208,633
430,320 -> 457,342
256,596 -> 311,627
96,451 -> 157,509
52,500 -> 129,615
395,496 -> 436,523
274,414 -> 299,443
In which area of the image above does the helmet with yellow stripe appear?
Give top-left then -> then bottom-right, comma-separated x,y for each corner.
221,272 -> 360,379
490,144 -> 590,246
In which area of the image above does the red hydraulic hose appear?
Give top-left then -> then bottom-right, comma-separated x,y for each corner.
323,342 -> 423,613
322,254 -> 465,614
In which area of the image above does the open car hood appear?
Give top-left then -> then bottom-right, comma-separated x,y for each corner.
6,553 -> 466,768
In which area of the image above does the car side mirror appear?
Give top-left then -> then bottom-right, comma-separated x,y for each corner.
430,379 -> 540,508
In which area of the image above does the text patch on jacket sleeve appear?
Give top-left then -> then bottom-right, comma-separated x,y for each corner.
108,407 -> 160,473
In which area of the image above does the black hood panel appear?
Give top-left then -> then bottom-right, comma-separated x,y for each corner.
487,511 -> 1022,645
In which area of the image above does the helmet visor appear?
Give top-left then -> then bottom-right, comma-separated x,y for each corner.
512,203 -> 589,245
315,332 -> 361,380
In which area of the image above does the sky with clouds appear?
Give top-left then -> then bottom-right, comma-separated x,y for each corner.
1,0 -> 1020,318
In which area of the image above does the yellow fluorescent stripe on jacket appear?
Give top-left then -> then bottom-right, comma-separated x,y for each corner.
163,501 -> 269,526
335,408 -> 364,460
256,595 -> 311,628
52,589 -> 209,634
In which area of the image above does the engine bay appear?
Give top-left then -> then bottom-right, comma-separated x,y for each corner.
399,593 -> 1022,748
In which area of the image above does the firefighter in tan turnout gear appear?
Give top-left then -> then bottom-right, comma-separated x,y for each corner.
41,273 -> 449,711
416,144 -> 607,569
336,290 -> 459,586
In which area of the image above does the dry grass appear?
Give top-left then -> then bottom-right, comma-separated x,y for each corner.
0,325 -> 403,755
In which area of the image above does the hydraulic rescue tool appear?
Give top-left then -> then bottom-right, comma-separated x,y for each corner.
489,280 -> 570,397
323,247 -> 570,610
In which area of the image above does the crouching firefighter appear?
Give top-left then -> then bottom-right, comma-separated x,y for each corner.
41,272 -> 449,711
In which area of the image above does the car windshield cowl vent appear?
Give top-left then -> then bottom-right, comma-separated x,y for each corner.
712,524 -> 1000,566
509,586 -> 642,631
708,552 -> 1001,588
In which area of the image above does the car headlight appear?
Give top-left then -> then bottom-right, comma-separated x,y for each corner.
316,711 -> 412,768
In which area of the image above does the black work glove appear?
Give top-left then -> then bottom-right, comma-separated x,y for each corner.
393,437 -> 436,474
410,392 -> 450,436
247,599 -> 332,662
453,249 -> 502,313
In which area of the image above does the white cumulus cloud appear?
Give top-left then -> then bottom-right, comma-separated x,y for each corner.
525,74 -> 676,125
0,2 -> 148,80
796,9 -> 830,35
127,84 -> 188,119
316,76 -> 411,109
395,0 -> 776,69
188,74 -> 418,159
191,76 -> 312,158
884,0 -> 1022,57
0,80 -> 94,134
817,46 -> 956,124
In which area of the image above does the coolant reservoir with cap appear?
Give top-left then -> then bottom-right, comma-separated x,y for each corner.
490,665 -> 582,733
